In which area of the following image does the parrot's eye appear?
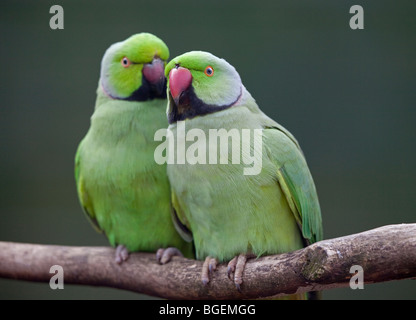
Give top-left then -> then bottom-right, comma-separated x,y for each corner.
204,66 -> 214,77
121,57 -> 132,68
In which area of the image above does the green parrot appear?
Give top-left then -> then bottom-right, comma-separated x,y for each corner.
75,33 -> 193,264
164,51 -> 323,295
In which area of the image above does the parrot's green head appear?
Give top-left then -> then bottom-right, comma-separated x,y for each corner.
165,51 -> 242,124
100,33 -> 169,101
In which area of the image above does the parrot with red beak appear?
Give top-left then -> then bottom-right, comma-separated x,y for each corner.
164,51 -> 323,297
75,33 -> 193,263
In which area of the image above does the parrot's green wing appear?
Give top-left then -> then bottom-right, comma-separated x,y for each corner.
263,126 -> 323,244
74,141 -> 102,233
170,190 -> 193,243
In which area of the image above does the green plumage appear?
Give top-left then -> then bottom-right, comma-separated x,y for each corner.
75,34 -> 193,257
165,51 -> 322,263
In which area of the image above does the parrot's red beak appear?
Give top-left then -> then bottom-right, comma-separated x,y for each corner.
142,58 -> 165,84
142,58 -> 166,96
169,67 -> 192,106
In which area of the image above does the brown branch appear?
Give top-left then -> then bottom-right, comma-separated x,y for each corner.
0,223 -> 415,299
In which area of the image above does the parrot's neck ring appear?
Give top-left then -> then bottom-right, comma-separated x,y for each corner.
168,85 -> 243,124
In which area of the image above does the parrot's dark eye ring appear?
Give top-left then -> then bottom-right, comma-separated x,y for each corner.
121,57 -> 132,68
204,66 -> 214,77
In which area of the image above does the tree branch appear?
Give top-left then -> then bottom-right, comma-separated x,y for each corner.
0,223 -> 415,299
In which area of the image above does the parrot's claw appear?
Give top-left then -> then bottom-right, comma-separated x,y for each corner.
228,253 -> 255,291
208,257 -> 217,273
156,247 -> 184,264
201,256 -> 218,286
115,245 -> 129,264
227,256 -> 238,280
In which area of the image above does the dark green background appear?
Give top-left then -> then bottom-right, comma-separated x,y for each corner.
1,0 -> 415,299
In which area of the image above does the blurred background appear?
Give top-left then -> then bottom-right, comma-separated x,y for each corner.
1,0 -> 415,299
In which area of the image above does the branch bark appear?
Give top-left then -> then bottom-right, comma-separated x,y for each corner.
0,223 -> 415,299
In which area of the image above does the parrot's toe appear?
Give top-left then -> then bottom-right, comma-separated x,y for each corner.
114,245 -> 129,264
201,256 -> 218,285
156,247 -> 184,264
227,256 -> 238,280
229,253 -> 256,291
233,254 -> 247,291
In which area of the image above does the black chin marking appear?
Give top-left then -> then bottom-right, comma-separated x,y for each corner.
168,86 -> 242,124
123,74 -> 167,102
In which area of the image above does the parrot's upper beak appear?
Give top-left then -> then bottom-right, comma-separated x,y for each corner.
169,66 -> 192,106
142,58 -> 166,96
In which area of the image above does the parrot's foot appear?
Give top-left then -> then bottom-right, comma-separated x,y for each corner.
156,247 -> 184,264
201,256 -> 218,286
227,253 -> 255,291
115,245 -> 129,264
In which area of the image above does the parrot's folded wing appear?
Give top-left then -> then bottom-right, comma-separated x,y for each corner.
263,127 -> 323,244
170,190 -> 193,243
74,142 -> 102,234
